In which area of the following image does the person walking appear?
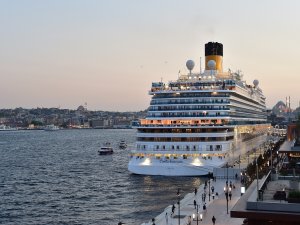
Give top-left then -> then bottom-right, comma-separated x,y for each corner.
194,188 -> 198,195
212,215 -> 216,225
165,212 -> 168,225
229,192 -> 232,201
194,199 -> 197,209
188,215 -> 192,225
171,204 -> 175,216
152,218 -> 155,225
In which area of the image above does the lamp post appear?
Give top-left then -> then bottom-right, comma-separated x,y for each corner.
247,153 -> 250,165
276,151 -> 279,171
256,157 -> 259,201
224,185 -> 231,214
226,162 -> 229,185
269,146 -> 274,182
241,186 -> 245,196
192,204 -> 200,225
177,188 -> 180,225
225,162 -> 229,214
208,179 -> 211,201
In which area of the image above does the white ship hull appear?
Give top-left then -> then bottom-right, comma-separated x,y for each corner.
128,134 -> 268,176
128,158 -> 223,176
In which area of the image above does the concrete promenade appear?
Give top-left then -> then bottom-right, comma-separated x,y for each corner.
141,177 -> 244,225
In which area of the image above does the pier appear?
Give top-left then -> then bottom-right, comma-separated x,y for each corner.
141,175 -> 244,225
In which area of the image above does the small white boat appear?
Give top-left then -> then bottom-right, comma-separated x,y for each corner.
0,124 -> 18,131
119,140 -> 127,149
44,124 -> 59,131
98,142 -> 114,155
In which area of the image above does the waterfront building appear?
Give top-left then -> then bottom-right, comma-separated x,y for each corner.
231,172 -> 300,225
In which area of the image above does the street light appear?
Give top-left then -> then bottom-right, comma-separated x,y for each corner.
247,153 -> 250,165
226,162 -> 229,185
224,185 -> 231,214
276,151 -> 279,171
241,186 -> 245,196
177,188 -> 180,225
256,157 -> 259,201
192,204 -> 201,225
208,179 -> 211,201
270,147 -> 273,178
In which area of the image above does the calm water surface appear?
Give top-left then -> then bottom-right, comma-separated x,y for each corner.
0,129 -> 205,225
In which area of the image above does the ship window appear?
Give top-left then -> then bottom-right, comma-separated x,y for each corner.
156,145 -> 159,149
177,146 -> 180,150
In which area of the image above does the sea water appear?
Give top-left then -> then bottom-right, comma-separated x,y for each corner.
0,129 -> 204,225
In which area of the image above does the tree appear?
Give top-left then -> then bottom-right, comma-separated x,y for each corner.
31,120 -> 43,126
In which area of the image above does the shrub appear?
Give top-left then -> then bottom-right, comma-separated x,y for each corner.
288,191 -> 300,199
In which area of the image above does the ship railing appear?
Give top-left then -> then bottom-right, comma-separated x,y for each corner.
136,130 -> 233,134
149,85 -> 236,93
150,101 -> 231,105
138,124 -> 232,128
147,115 -> 229,118
132,149 -> 229,154
147,115 -> 230,120
148,107 -> 231,111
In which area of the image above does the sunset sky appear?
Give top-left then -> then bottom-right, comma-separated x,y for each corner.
1,0 -> 300,111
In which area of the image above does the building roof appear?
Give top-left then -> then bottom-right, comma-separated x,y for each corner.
278,140 -> 300,153
231,179 -> 300,223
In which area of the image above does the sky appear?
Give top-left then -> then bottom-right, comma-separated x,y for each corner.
1,0 -> 300,111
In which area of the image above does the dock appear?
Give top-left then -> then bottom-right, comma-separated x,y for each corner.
141,175 -> 244,225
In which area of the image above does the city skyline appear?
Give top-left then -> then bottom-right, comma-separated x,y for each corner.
1,0 -> 300,111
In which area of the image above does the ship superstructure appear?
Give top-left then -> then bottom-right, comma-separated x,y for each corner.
128,42 -> 270,176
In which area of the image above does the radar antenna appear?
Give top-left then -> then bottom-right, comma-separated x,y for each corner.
186,60 -> 195,75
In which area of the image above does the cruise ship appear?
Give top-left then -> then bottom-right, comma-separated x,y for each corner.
128,42 -> 270,176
